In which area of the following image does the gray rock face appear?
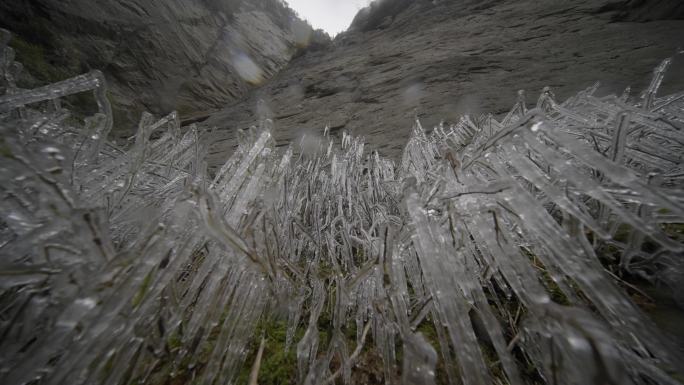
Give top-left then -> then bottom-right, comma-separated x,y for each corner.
600,0 -> 684,22
203,0 -> 684,166
0,0 -> 327,134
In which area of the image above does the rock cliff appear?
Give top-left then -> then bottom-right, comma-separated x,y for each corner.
0,0 -> 327,134
203,0 -> 684,166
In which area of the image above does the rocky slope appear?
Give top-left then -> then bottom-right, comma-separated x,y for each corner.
203,0 -> 684,166
0,0 -> 327,134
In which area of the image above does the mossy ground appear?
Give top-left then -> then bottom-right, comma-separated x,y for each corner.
415,319 -> 452,385
236,318 -> 303,385
8,33 -> 141,133
9,36 -> 69,84
8,34 -> 102,118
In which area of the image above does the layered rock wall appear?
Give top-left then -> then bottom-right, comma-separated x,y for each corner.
0,0 -> 327,133
203,0 -> 684,165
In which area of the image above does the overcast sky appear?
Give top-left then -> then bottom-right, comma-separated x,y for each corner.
286,0 -> 373,36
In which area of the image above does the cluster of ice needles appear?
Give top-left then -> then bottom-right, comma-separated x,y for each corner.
1,29 -> 683,384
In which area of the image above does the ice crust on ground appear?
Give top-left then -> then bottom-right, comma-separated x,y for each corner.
1,29 -> 684,385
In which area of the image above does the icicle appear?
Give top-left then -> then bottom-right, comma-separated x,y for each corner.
642,58 -> 671,110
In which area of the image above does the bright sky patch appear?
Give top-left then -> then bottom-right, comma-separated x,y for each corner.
285,0 -> 372,36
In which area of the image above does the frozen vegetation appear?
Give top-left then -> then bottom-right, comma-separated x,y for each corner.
1,29 -> 683,384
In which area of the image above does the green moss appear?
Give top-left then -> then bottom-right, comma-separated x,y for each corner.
8,35 -> 103,121
479,339 -> 506,383
0,137 -> 13,158
131,269 -> 154,308
415,319 -> 451,385
416,320 -> 439,347
612,223 -> 632,243
539,269 -> 571,306
510,344 -> 545,385
317,308 -> 333,351
520,247 -> 571,305
344,321 -> 358,343
9,36 -> 69,84
167,330 -> 183,351
661,222 -> 684,242
236,318 -> 303,385
316,261 -> 334,281
101,352 -> 116,379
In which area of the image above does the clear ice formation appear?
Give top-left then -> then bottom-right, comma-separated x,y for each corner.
1,29 -> 683,385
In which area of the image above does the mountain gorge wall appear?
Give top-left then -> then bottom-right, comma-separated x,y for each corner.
0,0 -> 327,134
3,0 -> 683,160
202,0 -> 684,166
